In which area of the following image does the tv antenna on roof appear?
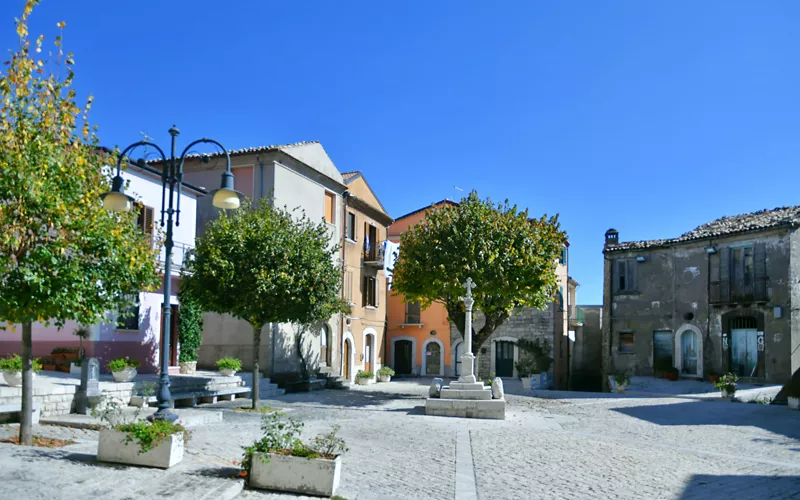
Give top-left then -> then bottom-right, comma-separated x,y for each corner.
453,186 -> 464,201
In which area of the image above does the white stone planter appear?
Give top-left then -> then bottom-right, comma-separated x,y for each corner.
70,363 -> 82,376
112,367 -> 137,382
788,397 -> 799,410
220,369 -> 237,377
377,374 -> 391,383
2,370 -> 35,387
97,429 -> 183,469
249,452 -> 341,497
521,374 -> 542,390
179,361 -> 197,375
721,388 -> 735,400
355,377 -> 372,385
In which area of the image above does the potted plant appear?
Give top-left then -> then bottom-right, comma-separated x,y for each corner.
72,325 -> 90,374
94,398 -> 188,469
107,357 -> 140,382
516,339 -> 552,389
516,359 -> 539,390
243,412 -> 346,496
713,372 -> 738,399
355,370 -> 374,385
707,371 -> 720,384
216,357 -> 242,377
376,366 -> 394,383
664,366 -> 679,381
40,356 -> 56,372
0,354 -> 42,387
608,372 -> 630,393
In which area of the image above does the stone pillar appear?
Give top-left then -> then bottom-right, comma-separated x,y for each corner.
459,278 -> 477,384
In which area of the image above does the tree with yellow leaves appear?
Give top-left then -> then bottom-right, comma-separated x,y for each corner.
0,1 -> 159,445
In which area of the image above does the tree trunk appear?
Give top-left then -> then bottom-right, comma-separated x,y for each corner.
19,322 -> 33,445
251,323 -> 261,409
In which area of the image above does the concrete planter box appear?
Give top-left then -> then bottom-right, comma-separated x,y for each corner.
249,452 -> 341,497
179,361 -> 197,375
2,371 -> 35,387
112,367 -> 137,382
788,397 -> 799,410
97,429 -> 184,469
377,374 -> 391,383
521,374 -> 544,390
355,377 -> 373,385
220,369 -> 237,377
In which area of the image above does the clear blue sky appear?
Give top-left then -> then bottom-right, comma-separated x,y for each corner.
4,1 -> 800,304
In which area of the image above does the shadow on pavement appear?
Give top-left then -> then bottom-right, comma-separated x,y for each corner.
678,474 -> 800,499
613,401 -> 800,441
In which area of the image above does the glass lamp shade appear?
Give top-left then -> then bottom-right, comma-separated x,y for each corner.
212,189 -> 241,210
102,192 -> 134,212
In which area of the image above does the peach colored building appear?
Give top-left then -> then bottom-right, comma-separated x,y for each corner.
386,201 -> 457,377
339,172 -> 393,382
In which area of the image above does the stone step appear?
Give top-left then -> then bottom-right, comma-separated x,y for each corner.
449,382 -> 486,391
426,397 -> 506,419
440,388 -> 493,400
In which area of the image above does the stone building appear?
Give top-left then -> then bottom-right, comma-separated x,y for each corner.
601,206 -> 800,388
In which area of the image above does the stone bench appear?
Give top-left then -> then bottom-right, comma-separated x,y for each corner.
130,387 -> 251,408
0,402 -> 41,425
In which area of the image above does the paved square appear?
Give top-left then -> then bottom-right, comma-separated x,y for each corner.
1,380 -> 798,499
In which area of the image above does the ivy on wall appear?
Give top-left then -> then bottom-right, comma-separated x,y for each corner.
178,287 -> 203,363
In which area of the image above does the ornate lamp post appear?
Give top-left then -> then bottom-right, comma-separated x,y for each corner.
101,125 -> 242,421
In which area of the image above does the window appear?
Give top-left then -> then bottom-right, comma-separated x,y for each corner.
320,325 -> 330,365
618,331 -> 635,353
117,296 -> 140,331
346,212 -> 356,241
363,276 -> 377,307
616,259 -> 637,292
405,302 -> 421,324
324,191 -> 336,224
731,246 -> 754,287
363,223 -> 378,260
136,204 -> 155,240
559,246 -> 568,265
557,286 -> 564,311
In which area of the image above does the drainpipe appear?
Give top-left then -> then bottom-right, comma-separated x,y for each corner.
256,155 -> 265,205
339,191 -> 350,378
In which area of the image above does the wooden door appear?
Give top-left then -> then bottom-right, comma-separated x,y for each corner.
395,340 -> 413,374
160,304 -> 179,366
365,335 -> 373,373
495,341 -> 515,378
343,340 -> 352,380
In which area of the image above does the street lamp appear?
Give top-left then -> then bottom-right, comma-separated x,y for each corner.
101,125 -> 242,421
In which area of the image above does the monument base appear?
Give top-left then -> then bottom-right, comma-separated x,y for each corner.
425,397 -> 505,420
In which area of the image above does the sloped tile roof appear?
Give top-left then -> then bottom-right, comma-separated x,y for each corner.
606,205 -> 800,252
341,171 -> 361,182
146,140 -> 319,163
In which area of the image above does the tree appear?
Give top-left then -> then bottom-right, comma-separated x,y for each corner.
182,202 -> 343,408
392,191 -> 566,352
0,2 -> 160,445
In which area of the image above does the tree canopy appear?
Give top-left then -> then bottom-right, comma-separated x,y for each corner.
0,1 -> 160,444
391,191 -> 566,350
183,201 -> 344,406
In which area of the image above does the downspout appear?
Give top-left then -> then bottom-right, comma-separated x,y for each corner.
256,155 -> 265,204
339,191 -> 350,378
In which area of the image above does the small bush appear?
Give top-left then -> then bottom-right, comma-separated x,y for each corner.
0,354 -> 42,373
713,372 -> 738,393
216,357 -> 242,371
106,357 -> 140,372
356,370 -> 373,379
116,419 -> 189,454
377,366 -> 395,377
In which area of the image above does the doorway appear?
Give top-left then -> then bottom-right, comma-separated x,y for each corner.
343,339 -> 352,381
495,341 -> 515,378
365,335 -> 374,373
680,330 -> 699,376
160,304 -> 179,366
394,340 -> 413,375
731,328 -> 758,377
425,341 -> 441,376
653,331 -> 673,375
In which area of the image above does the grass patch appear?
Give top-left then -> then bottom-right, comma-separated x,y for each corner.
0,435 -> 76,448
233,405 -> 276,414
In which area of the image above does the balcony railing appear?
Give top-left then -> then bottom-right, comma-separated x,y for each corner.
569,308 -> 584,325
710,278 -> 768,304
363,240 -> 385,266
158,241 -> 194,273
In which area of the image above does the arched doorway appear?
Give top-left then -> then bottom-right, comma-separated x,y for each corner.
343,339 -> 353,381
681,330 -> 699,376
394,339 -> 413,375
364,334 -> 374,373
423,339 -> 443,376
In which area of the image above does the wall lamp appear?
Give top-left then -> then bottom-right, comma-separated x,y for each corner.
635,256 -> 647,263
705,246 -> 717,254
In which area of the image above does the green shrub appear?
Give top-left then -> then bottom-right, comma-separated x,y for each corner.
106,357 -> 140,372
116,419 -> 189,454
356,370 -> 373,379
612,372 -> 630,386
713,372 -> 738,393
0,354 -> 41,373
177,287 -> 203,363
377,366 -> 395,377
216,357 -> 242,371
517,338 -> 553,375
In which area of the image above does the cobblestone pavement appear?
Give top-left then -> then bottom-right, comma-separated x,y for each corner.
1,379 -> 798,499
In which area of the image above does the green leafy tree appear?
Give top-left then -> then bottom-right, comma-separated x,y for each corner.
177,286 -> 202,364
182,202 -> 344,408
392,191 -> 566,352
0,2 -> 160,445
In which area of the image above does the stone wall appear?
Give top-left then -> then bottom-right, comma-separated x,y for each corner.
571,306 -> 603,391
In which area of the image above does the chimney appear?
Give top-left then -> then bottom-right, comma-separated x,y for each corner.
604,228 -> 619,248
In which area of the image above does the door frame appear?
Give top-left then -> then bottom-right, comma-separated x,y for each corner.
363,328 -> 377,374
490,337 -> 519,378
391,336 -> 417,375
342,330 -> 356,383
674,324 -> 703,378
421,338 -> 444,376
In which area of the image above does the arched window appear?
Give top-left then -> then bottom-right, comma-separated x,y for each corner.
320,325 -> 330,364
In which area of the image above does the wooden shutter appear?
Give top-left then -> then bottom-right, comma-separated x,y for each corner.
754,242 -> 767,299
614,260 -> 624,292
362,276 -> 367,307
627,260 -> 636,292
324,192 -> 335,224
719,246 -> 730,302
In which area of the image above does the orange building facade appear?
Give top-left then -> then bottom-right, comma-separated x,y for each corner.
386,201 -> 458,377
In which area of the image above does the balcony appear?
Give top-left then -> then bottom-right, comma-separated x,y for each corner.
158,240 -> 194,273
363,240 -> 385,267
569,308 -> 584,326
710,278 -> 768,305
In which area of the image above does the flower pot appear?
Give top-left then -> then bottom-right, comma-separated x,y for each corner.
220,369 -> 237,377
111,367 -> 137,382
377,374 -> 391,383
664,372 -> 678,381
2,370 -> 35,387
708,375 -> 720,384
249,452 -> 341,497
721,388 -> 735,400
355,376 -> 372,385
521,377 -> 532,390
97,429 -> 184,469
788,397 -> 799,410
69,363 -> 82,376
179,361 -> 197,375
42,365 -> 56,372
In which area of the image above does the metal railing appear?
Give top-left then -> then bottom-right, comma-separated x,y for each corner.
710,277 -> 768,304
159,240 -> 194,272
363,239 -> 385,264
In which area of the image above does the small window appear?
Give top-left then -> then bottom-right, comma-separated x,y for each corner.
560,246 -> 568,265
136,204 -> 155,239
346,212 -> 356,241
117,296 -> 140,331
616,259 -> 637,292
405,302 -> 421,324
618,331 -> 635,353
363,276 -> 377,307
324,191 -> 336,224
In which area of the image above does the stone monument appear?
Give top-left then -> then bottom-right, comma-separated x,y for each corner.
424,278 -> 505,419
75,357 -> 101,415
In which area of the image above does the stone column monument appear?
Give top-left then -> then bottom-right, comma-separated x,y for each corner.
458,277 -> 477,384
